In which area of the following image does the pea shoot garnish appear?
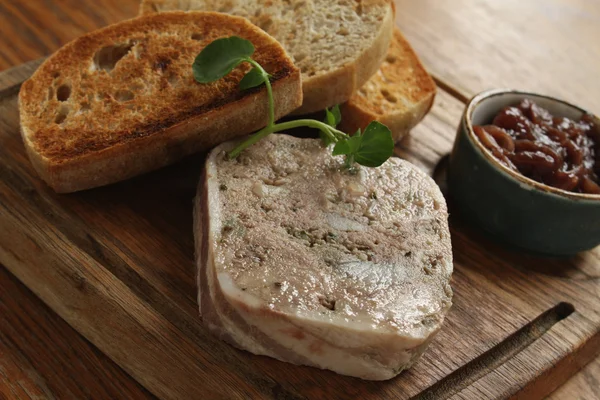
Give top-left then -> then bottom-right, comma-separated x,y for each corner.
193,36 -> 394,168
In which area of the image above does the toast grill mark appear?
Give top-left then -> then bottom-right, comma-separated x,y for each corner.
33,65 -> 293,161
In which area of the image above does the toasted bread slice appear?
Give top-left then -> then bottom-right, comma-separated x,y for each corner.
340,28 -> 436,142
19,11 -> 302,193
139,0 -> 395,115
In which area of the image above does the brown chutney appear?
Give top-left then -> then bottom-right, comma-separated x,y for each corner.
473,99 -> 600,194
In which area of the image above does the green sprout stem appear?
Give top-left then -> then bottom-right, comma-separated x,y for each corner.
246,58 -> 275,127
228,119 -> 347,159
227,58 -> 350,159
345,154 -> 355,169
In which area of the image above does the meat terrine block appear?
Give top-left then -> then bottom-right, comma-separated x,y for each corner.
194,134 -> 453,380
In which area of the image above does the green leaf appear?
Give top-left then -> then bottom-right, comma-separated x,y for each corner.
332,135 -> 361,156
239,67 -> 267,90
193,36 -> 255,83
325,110 -> 335,128
354,121 -> 394,167
320,105 -> 343,146
324,105 -> 342,128
331,105 -> 342,126
332,140 -> 349,156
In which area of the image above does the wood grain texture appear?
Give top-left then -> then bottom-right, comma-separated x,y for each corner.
394,0 -> 600,114
549,357 -> 600,400
0,1 -> 144,398
0,264 -> 152,399
0,59 -> 598,399
0,1 -> 598,399
0,0 -> 137,69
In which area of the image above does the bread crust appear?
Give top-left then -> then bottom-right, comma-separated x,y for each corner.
18,11 -> 302,192
339,28 -> 436,142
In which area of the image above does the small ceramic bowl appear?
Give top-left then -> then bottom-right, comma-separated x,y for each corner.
447,89 -> 600,256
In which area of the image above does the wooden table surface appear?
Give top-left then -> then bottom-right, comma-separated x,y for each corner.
0,1 -> 598,399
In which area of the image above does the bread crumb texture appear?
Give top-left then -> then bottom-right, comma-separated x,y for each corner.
142,0 -> 392,79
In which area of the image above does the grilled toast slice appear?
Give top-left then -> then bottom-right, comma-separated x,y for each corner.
19,11 -> 302,192
339,28 -> 437,142
139,0 -> 395,115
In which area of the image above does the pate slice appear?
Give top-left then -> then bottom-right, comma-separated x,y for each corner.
194,134 -> 453,380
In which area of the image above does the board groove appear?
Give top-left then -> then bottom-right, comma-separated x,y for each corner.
0,60 -> 599,400
431,76 -> 470,105
412,302 -> 575,400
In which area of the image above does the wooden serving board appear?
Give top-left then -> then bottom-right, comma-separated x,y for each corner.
0,60 -> 598,400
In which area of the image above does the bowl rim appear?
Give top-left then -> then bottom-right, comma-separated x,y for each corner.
464,88 -> 600,201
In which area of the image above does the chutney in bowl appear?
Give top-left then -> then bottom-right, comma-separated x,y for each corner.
473,98 -> 599,194
448,89 -> 600,256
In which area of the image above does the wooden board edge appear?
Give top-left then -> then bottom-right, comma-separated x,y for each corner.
410,303 -> 599,399
447,307 -> 600,399
512,320 -> 600,399
0,58 -> 44,98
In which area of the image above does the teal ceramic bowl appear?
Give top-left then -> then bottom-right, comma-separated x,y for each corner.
448,89 -> 600,256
